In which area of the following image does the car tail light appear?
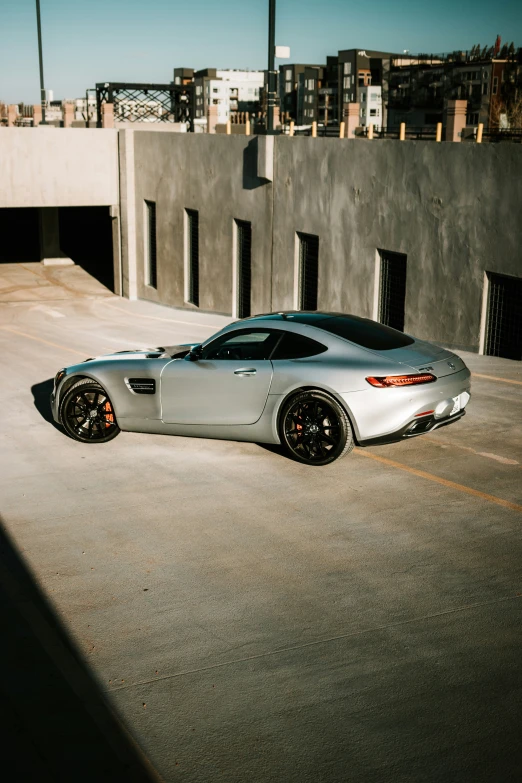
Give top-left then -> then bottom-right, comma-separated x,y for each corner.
366,373 -> 436,388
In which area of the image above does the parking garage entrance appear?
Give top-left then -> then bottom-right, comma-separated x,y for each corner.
485,272 -> 522,361
0,206 -> 115,292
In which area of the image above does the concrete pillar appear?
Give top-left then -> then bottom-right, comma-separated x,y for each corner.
339,121 -> 345,139
289,120 -> 295,137
118,130 -> 138,300
38,208 -> 73,265
344,103 -> 359,139
476,123 -> 484,143
444,100 -> 467,142
436,122 -> 442,142
245,119 -> 251,136
63,102 -> 74,128
7,105 -> 17,127
207,105 -> 218,134
226,120 -> 231,135
33,105 -> 42,127
399,122 -> 406,141
101,102 -> 115,129
311,121 -> 317,137
367,123 -> 374,140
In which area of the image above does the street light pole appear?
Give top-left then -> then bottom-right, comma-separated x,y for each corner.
35,0 -> 47,124
267,0 -> 276,134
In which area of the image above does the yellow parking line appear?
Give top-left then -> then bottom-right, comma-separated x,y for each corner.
104,302 -> 225,330
1,326 -> 87,357
355,449 -> 522,514
472,372 -> 522,386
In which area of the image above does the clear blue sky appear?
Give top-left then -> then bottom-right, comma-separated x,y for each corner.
1,0 -> 521,103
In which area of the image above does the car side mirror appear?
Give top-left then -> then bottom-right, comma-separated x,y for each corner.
186,344 -> 203,362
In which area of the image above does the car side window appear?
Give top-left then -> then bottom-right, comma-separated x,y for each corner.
202,330 -> 280,361
271,332 -> 327,360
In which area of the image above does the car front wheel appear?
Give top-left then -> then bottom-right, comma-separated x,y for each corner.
280,390 -> 354,465
60,378 -> 120,443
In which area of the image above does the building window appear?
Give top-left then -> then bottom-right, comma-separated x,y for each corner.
485,272 -> 522,360
343,76 -> 351,88
297,232 -> 319,311
234,220 -> 252,319
144,201 -> 157,289
285,81 -> 292,93
184,209 -> 199,307
286,68 -> 292,79
196,85 -> 202,95
344,62 -> 351,75
492,76 -> 498,95
378,250 -> 407,332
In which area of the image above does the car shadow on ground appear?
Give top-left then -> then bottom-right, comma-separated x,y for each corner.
31,378 -> 62,431
0,513 -> 160,782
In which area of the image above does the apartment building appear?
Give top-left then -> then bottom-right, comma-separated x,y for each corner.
359,85 -> 383,130
387,47 -> 522,128
337,49 -> 393,129
191,69 -> 264,123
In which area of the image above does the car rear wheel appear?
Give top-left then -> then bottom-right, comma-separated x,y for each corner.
280,390 -> 354,466
60,379 -> 120,443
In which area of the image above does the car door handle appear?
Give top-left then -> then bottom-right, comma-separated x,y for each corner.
234,368 -> 256,377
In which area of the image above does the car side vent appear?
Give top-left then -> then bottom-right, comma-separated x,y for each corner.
128,378 -> 156,395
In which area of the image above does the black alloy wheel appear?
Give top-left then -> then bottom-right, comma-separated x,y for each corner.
60,378 -> 120,443
280,390 -> 354,465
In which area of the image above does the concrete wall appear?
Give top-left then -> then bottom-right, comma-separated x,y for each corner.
272,138 -> 522,350
123,132 -> 521,352
0,128 -> 119,208
125,132 -> 273,314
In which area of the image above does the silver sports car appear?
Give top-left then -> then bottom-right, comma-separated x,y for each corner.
51,312 -> 471,465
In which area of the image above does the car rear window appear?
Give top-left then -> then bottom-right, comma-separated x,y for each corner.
271,332 -> 327,360
317,316 -> 414,350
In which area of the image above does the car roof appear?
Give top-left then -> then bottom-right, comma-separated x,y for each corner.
244,311 -> 355,324
242,311 -> 415,351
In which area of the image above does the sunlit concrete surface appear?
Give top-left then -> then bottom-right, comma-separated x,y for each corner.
1,280 -> 521,782
0,261 -> 113,303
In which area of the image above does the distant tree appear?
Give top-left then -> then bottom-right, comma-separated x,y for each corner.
508,42 -> 516,57
500,44 -> 508,58
481,46 -> 488,58
491,93 -> 522,128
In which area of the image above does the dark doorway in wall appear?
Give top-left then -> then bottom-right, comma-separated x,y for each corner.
485,272 -> 522,360
58,207 -> 114,291
144,201 -> 157,289
0,208 -> 40,262
185,209 -> 199,307
235,219 -> 252,318
378,250 -> 407,332
297,232 -> 319,311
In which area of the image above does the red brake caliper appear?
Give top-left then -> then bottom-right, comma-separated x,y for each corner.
104,401 -> 114,428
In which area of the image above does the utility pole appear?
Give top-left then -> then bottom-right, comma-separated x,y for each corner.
267,0 -> 276,134
35,0 -> 47,124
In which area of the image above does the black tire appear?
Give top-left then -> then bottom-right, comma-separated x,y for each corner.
60,378 -> 120,443
280,390 -> 354,466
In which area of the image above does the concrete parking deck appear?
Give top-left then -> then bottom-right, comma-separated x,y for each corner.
1,286 -> 521,782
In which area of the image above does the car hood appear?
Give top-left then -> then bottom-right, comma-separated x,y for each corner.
82,344 -> 197,362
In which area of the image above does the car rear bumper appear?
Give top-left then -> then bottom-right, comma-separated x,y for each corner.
358,409 -> 465,446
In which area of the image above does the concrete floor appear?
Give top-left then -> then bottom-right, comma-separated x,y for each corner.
1,265 -> 521,782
